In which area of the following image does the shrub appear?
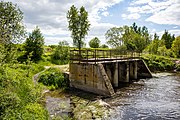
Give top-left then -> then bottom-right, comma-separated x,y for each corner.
22,103 -> 49,120
176,64 -> 180,71
38,68 -> 68,89
142,54 -> 175,71
0,64 -> 48,119
51,41 -> 70,65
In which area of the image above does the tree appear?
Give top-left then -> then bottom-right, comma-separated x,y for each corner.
24,27 -> 44,61
0,1 -> 25,44
0,1 -> 25,63
105,23 -> 151,53
100,44 -> 109,48
123,23 -> 151,53
171,36 -> 180,58
67,5 -> 90,55
145,39 -> 163,54
89,37 -> 100,48
51,40 -> 70,64
105,27 -> 124,47
153,33 -> 159,40
161,30 -> 175,49
126,42 -> 137,53
157,45 -> 167,56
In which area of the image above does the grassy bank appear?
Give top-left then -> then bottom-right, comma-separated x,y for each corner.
0,63 -> 49,119
142,54 -> 176,72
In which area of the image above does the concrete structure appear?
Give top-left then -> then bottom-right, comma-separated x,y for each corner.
69,58 -> 152,96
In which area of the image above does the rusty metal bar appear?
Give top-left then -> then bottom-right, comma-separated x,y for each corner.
69,49 -> 140,63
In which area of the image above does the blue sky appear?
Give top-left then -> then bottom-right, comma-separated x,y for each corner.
4,0 -> 180,46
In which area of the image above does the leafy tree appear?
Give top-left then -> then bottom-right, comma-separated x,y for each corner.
89,37 -> 100,48
123,23 -> 151,53
100,44 -> 109,48
0,1 -> 25,63
24,27 -> 44,61
67,5 -> 90,55
161,30 -> 175,49
0,1 -> 25,44
157,45 -> 167,56
171,36 -> 180,58
145,33 -> 164,54
153,33 -> 159,40
51,40 -> 70,64
145,39 -> 164,54
126,42 -> 136,52
105,23 -> 151,53
105,27 -> 124,47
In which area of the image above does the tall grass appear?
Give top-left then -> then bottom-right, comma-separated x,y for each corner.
0,63 -> 49,119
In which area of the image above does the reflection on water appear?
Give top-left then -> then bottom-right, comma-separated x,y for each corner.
107,73 -> 180,120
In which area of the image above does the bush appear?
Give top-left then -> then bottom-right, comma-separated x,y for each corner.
0,64 -> 48,119
51,41 -> 70,65
38,68 -> 68,89
22,103 -> 49,120
176,64 -> 180,71
143,54 -> 175,71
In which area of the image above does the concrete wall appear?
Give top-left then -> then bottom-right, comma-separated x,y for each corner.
137,60 -> 152,78
69,59 -> 152,96
69,63 -> 111,96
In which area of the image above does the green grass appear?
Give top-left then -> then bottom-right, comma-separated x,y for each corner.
0,63 -> 49,119
38,67 -> 69,90
142,54 -> 175,72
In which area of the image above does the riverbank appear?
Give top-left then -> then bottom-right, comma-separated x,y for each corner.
142,54 -> 180,72
44,88 -> 114,119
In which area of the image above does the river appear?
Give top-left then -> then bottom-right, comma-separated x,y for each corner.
45,72 -> 180,119
106,73 -> 180,120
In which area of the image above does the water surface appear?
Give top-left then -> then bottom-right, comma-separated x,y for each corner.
107,73 -> 180,120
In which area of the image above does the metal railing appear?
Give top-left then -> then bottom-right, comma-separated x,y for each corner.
70,49 -> 141,63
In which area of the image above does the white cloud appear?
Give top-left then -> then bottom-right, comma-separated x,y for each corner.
5,0 -> 123,44
168,29 -> 180,36
146,4 -> 180,26
131,0 -> 152,5
173,26 -> 178,29
122,13 -> 141,19
101,11 -> 109,17
45,36 -> 73,45
128,0 -> 180,26
151,28 -> 156,33
128,5 -> 152,14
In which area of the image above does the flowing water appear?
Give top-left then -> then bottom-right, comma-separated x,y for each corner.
106,73 -> 180,120
45,73 -> 180,119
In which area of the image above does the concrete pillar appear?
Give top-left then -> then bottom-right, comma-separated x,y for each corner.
134,61 -> 137,79
125,62 -> 129,82
129,62 -> 134,79
129,61 -> 138,80
118,63 -> 125,82
113,62 -> 118,87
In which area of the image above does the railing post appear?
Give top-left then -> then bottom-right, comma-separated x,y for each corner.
87,49 -> 88,64
95,49 -> 96,64
103,50 -> 104,59
110,50 -> 111,59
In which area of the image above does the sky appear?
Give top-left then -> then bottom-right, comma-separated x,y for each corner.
4,0 -> 180,46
